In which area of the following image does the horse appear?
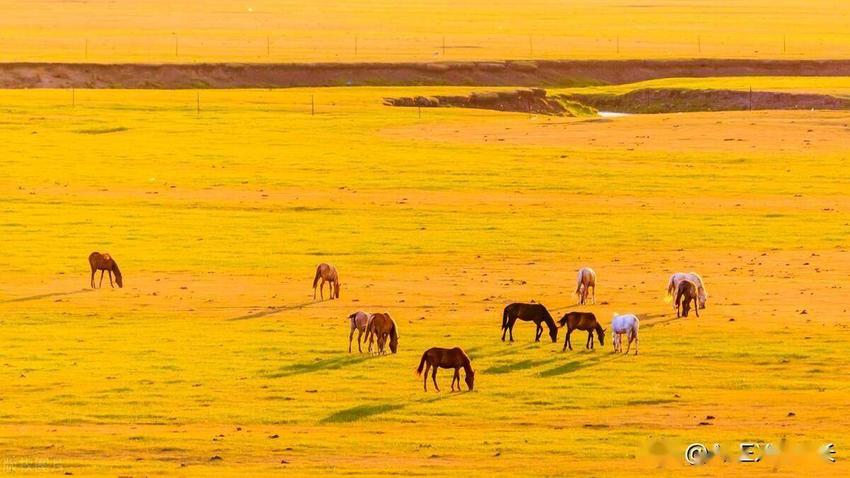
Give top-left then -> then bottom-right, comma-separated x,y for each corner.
575,267 -> 597,305
312,263 -> 340,300
675,280 -> 700,318
347,311 -> 371,353
416,347 -> 475,392
88,252 -> 123,289
611,313 -> 639,355
666,272 -> 707,309
501,302 -> 558,343
557,311 -> 605,351
364,312 -> 398,354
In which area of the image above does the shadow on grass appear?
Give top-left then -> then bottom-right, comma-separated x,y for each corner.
265,353 -> 377,378
2,288 -> 91,303
320,403 -> 406,423
319,393 -> 458,424
484,358 -> 558,374
538,353 -> 619,378
228,300 -> 316,321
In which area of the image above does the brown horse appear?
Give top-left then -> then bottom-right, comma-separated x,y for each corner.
312,263 -> 340,300
364,312 -> 398,354
676,280 -> 700,318
575,267 -> 597,305
501,302 -> 559,343
88,252 -> 123,289
558,311 -> 605,351
416,347 -> 474,392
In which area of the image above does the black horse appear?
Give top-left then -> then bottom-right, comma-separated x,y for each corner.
501,302 -> 558,343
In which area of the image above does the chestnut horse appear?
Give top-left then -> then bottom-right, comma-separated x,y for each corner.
675,280 -> 700,318
88,252 -> 123,289
347,311 -> 371,353
364,312 -> 398,354
501,302 -> 558,343
558,311 -> 605,351
416,347 -> 475,392
575,267 -> 597,305
667,272 -> 707,309
312,263 -> 340,300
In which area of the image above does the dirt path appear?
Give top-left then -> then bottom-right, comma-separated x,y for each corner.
5,59 -> 850,89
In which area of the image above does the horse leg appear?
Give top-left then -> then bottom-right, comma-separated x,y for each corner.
509,318 -> 515,342
626,332 -> 634,354
591,285 -> 596,304
694,298 -> 700,318
432,367 -> 440,392
563,328 -> 572,351
90,268 -> 96,289
108,270 -> 114,287
357,329 -> 363,353
348,328 -> 355,353
535,322 -> 542,342
586,331 -> 593,349
99,270 -> 105,288
423,362 -> 430,391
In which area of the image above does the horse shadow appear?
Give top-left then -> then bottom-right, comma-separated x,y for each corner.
484,358 -> 559,375
637,311 -> 679,330
2,288 -> 91,303
319,391 -> 460,423
228,300 -> 316,321
538,353 -> 621,378
265,353 -> 378,378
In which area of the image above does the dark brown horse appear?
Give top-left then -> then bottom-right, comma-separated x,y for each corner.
312,263 -> 340,300
676,279 -> 700,318
88,252 -> 123,289
416,347 -> 474,392
501,302 -> 558,343
364,312 -> 398,354
558,312 -> 605,351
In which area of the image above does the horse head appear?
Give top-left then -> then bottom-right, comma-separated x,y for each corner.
465,370 -> 475,391
548,326 -> 558,343
597,327 -> 606,346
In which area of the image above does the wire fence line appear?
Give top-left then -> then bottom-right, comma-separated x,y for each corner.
0,32 -> 842,63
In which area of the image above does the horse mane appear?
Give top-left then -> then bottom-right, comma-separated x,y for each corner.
111,260 -> 122,278
541,307 -> 557,330
459,348 -> 474,374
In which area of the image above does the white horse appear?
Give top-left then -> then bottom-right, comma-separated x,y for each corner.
347,311 -> 372,353
666,272 -> 707,309
575,267 -> 597,305
611,313 -> 639,355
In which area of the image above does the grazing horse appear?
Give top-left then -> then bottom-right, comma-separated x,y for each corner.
558,312 -> 605,351
312,263 -> 340,300
666,272 -> 707,309
88,252 -> 123,289
676,280 -> 700,318
501,302 -> 558,343
416,347 -> 475,392
364,312 -> 399,354
575,267 -> 597,305
347,311 -> 371,353
611,313 -> 639,355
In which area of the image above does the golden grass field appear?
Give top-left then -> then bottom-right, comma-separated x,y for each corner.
0,84 -> 849,476
3,0 -> 850,62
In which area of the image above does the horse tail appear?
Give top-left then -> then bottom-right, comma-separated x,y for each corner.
312,267 -> 321,288
416,351 -> 428,375
502,305 -> 510,330
575,269 -> 583,295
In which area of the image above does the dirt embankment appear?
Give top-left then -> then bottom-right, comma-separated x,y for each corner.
384,89 -> 596,116
564,88 -> 850,113
6,59 -> 850,89
385,87 -> 850,115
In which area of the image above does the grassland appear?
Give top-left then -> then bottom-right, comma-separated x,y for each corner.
1,86 -> 849,476
3,0 -> 850,62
